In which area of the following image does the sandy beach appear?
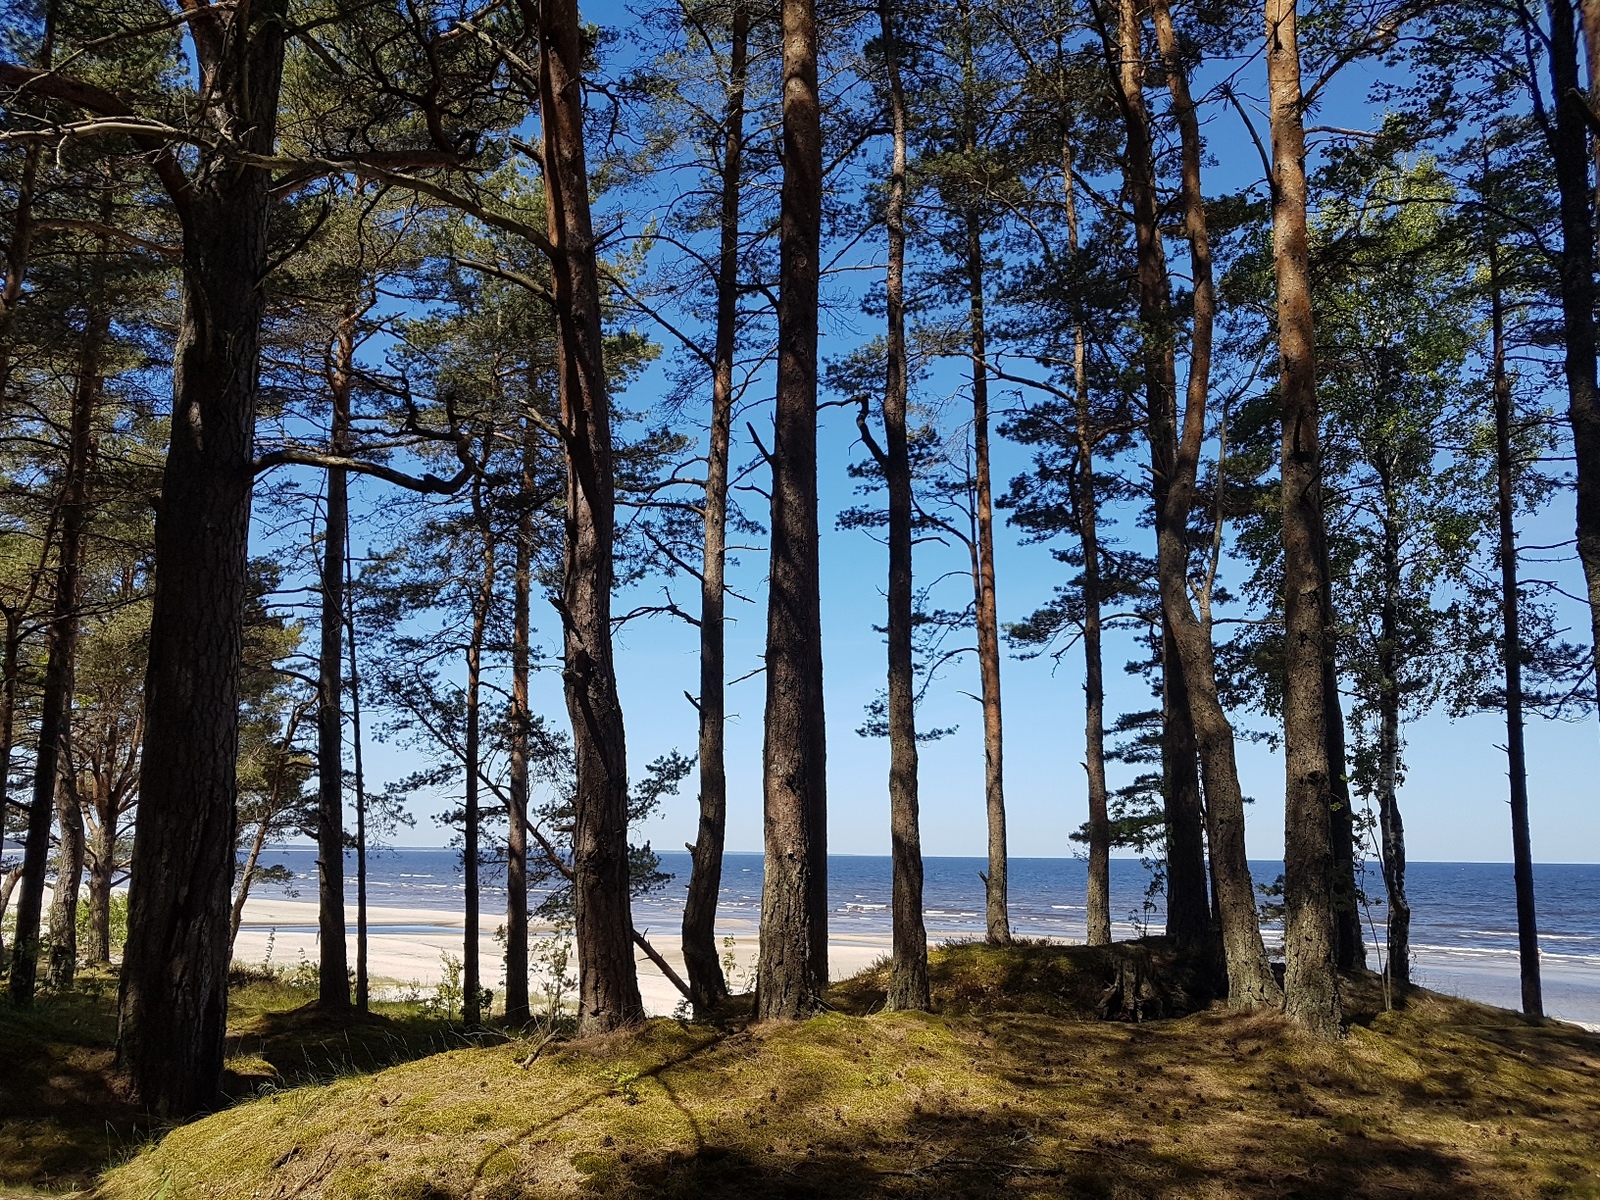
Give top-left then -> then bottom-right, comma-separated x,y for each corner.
233,895 -> 893,1016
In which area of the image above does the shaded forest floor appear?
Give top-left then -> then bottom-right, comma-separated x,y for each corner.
5,942 -> 1600,1198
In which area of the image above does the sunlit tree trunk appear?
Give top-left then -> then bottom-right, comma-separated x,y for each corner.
1268,0 -> 1341,1037
504,410 -> 535,1025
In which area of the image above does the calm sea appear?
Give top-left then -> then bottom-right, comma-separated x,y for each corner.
254,848 -> 1600,1025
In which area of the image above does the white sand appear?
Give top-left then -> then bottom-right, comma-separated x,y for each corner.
234,896 -> 893,1016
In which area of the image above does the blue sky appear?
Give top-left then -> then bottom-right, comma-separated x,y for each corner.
278,1 -> 1599,865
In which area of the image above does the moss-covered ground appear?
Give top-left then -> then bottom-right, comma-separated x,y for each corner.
66,942 -> 1600,1199
0,968 -> 455,1196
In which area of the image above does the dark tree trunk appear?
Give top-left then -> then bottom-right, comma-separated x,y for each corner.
756,0 -> 828,1021
1321,573 -> 1363,975
504,413 -> 535,1025
1160,623 -> 1213,954
1490,247 -> 1542,1016
954,0 -> 1010,947
315,314 -> 355,1011
464,472 -> 494,1027
1375,478 -> 1409,996
1268,0 -> 1341,1037
683,0 -> 748,1015
1061,131 -> 1111,949
878,0 -> 929,1011
13,210 -> 105,1004
347,552 -> 369,1012
535,0 -> 643,1033
118,1 -> 288,1116
1545,0 -> 1600,722
0,624 -> 17,968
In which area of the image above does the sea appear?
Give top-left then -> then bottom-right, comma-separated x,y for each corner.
252,848 -> 1600,1026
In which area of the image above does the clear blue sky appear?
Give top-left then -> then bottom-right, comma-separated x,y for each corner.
284,2 -> 1599,865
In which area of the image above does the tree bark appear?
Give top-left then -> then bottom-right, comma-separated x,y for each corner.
683,0 -> 748,1015
1108,0 -> 1257,986
464,471 -> 494,1027
315,313 -> 355,1011
84,792 -> 117,965
877,0 -> 930,1010
118,1 -> 288,1115
347,550 -> 369,1012
954,0 -> 1010,947
1267,0 -> 1341,1037
1375,474 -> 1409,995
535,0 -> 643,1034
1061,127 -> 1112,950
757,0 -> 828,1021
505,409 -> 536,1025
13,206 -> 106,1004
1491,245 -> 1542,1016
1545,0 -> 1600,718
47,776 -> 85,987
1321,573 -> 1364,975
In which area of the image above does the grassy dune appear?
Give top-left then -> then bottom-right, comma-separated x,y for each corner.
86,943 -> 1600,1200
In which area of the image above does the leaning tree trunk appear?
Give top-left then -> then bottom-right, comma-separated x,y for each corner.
1490,246 -> 1542,1016
118,0 -> 289,1116
12,219 -> 105,1005
878,0 -> 930,1011
504,409 -> 536,1025
535,0 -> 643,1034
315,313 -> 355,1011
1267,0 -> 1341,1037
756,0 -> 828,1021
1546,0 -> 1600,724
683,0 -> 748,1015
1060,128 -> 1112,949
1114,0 -> 1260,987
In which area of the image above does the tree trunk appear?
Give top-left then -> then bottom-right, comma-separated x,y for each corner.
1545,0 -> 1600,718
315,314 -> 354,1011
756,0 -> 828,1021
464,471 -> 494,1027
1267,0 -> 1341,1037
877,0 -> 930,1011
0,0 -> 53,411
12,209 -> 106,1004
1375,477 -> 1409,996
536,0 -> 643,1034
347,551 -> 369,1012
505,412 -> 535,1025
954,0 -> 1009,947
683,0 -> 748,1015
1321,563 -> 1363,974
118,1 -> 288,1116
0,624 -> 17,968
84,798 -> 117,965
1062,129 -> 1112,950
47,777 -> 85,987
1491,246 -> 1542,1016
1111,0 -> 1259,987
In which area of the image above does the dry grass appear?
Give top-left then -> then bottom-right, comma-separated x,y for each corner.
93,943 -> 1600,1200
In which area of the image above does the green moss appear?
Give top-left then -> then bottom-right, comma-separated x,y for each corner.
20,942 -> 1599,1199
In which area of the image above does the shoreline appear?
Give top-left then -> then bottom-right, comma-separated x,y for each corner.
235,894 -> 1600,1026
